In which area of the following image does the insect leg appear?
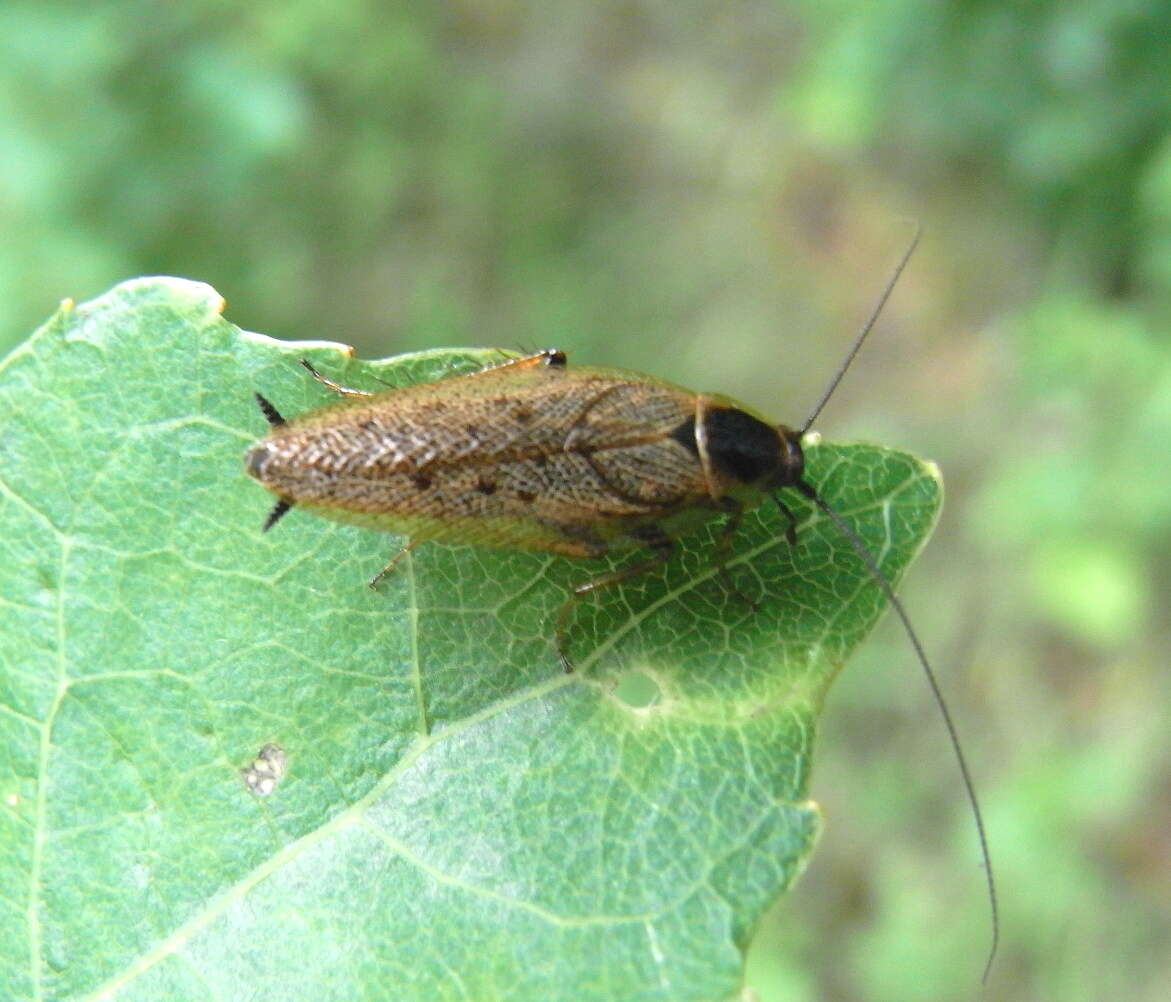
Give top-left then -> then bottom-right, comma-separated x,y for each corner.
368,539 -> 421,589
712,498 -> 759,611
479,348 -> 567,374
554,530 -> 673,673
774,496 -> 800,546
299,358 -> 374,398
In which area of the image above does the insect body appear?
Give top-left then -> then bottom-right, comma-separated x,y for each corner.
246,349 -> 810,665
245,349 -> 803,575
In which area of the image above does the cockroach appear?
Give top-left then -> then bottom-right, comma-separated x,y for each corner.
243,230 -> 998,979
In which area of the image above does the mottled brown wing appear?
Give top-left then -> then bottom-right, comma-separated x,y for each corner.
248,362 -> 710,554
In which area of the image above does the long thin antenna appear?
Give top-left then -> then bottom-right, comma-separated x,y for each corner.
801,224 -> 923,434
793,481 -> 999,983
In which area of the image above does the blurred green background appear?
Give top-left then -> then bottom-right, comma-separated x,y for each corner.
3,2 -> 1168,999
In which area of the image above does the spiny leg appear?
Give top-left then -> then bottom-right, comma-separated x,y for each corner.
299,349 -> 565,402
368,539 -> 421,590
479,348 -> 567,375
773,496 -> 800,546
712,498 -> 758,611
555,530 -> 673,673
299,358 -> 374,398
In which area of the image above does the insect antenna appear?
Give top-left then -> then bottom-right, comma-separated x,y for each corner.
788,482 -> 998,982
801,224 -> 922,436
790,225 -> 997,981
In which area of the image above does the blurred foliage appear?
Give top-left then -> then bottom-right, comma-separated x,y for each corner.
1,1 -> 1168,1000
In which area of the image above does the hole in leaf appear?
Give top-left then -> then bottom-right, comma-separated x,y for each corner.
613,671 -> 660,709
241,743 -> 288,797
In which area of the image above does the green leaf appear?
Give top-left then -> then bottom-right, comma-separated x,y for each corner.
0,278 -> 941,1002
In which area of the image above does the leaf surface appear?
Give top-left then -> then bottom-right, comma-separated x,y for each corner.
0,279 -> 941,1002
